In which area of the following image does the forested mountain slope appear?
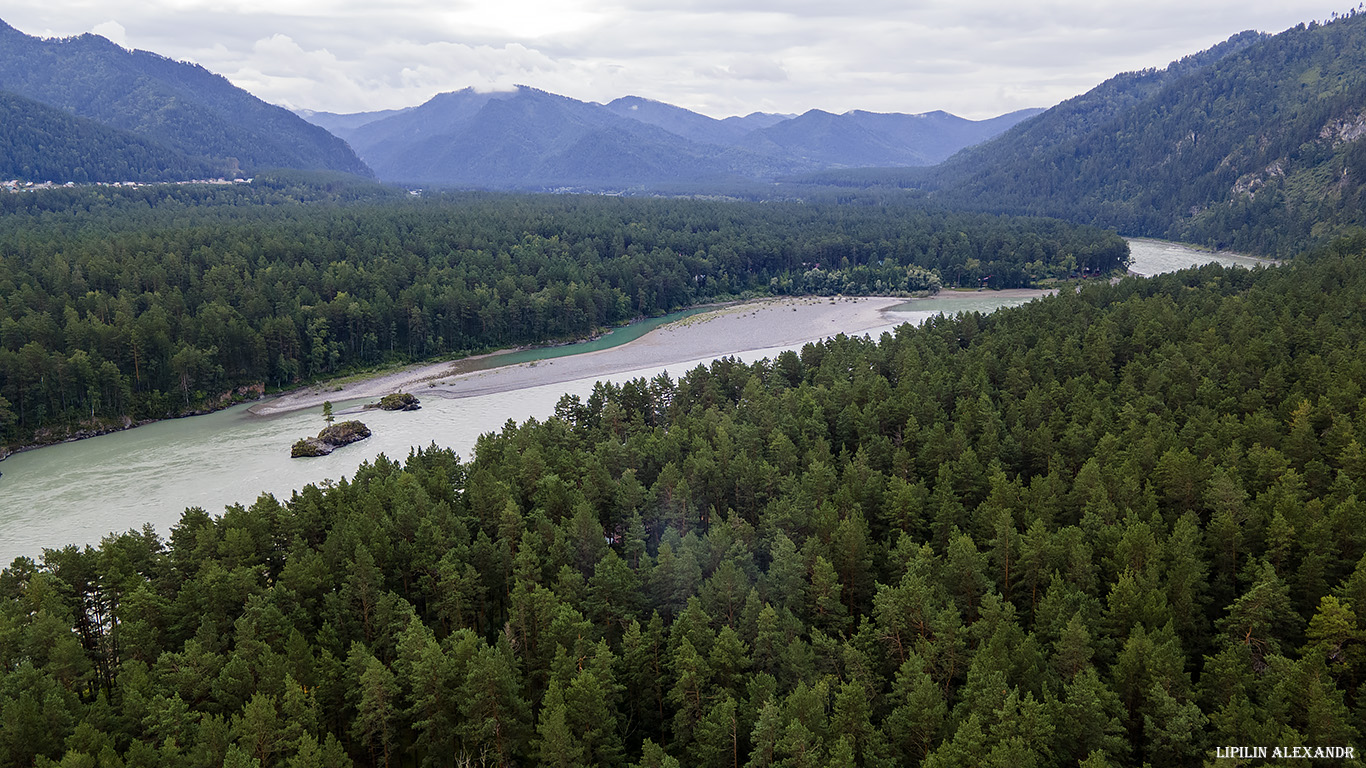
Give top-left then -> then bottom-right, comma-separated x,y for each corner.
0,89 -> 217,182
5,234 -> 1366,766
0,19 -> 371,178
927,14 -> 1366,255
792,14 -> 1366,256
0,181 -> 1124,449
928,30 -> 1266,186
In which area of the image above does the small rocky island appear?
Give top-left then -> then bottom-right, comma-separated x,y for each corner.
367,392 -> 421,411
290,420 -> 372,458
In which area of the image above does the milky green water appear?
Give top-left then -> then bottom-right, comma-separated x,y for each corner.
453,306 -> 717,373
1126,238 -> 1272,276
0,238 -> 1261,564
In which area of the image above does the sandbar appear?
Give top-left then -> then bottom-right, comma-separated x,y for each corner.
248,292 -> 1048,417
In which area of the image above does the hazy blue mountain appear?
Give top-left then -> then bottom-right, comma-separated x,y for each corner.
738,107 -> 1045,168
295,107 -> 412,138
0,18 -> 371,177
841,108 -> 1045,163
358,87 -> 802,188
720,111 -> 795,132
333,89 -> 520,173
602,96 -> 759,145
736,109 -> 902,166
308,85 -> 1033,189
601,96 -> 1035,167
0,89 -> 217,182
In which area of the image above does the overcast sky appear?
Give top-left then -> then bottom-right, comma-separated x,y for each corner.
2,1 -> 1354,119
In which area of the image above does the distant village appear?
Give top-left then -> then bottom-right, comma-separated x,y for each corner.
1,178 -> 253,193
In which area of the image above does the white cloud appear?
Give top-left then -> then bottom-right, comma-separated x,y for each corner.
0,0 -> 1353,118
90,19 -> 125,46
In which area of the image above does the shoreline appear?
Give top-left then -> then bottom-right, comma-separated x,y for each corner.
247,291 -> 1052,418
1,288 -> 1057,458
1125,237 -> 1282,268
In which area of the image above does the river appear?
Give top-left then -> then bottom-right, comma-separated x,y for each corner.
0,238 -> 1265,564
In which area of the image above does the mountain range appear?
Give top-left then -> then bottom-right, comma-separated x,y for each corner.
301,88 -> 1042,190
0,18 -> 369,180
0,11 -> 1038,191
7,11 -> 1366,257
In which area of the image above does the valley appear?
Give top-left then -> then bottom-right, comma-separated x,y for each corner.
2,9 -> 1365,768
0,240 -> 1234,572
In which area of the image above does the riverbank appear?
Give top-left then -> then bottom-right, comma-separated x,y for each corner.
1125,238 -> 1279,277
0,289 -> 1051,456
0,293 -> 936,456
248,291 -> 1054,418
248,296 -> 894,416
0,383 -> 267,462
0,239 -> 1209,564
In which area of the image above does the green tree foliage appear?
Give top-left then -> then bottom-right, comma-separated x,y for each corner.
0,183 -> 1124,449
0,21 -> 369,176
13,234 -> 1366,765
809,13 -> 1366,256
0,89 -> 218,183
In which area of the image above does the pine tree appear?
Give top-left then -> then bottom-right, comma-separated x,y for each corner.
806,556 -> 846,634
884,653 -> 945,763
1217,559 -> 1295,668
352,655 -> 397,768
744,697 -> 782,768
667,637 -> 712,748
690,694 -> 741,768
535,684 -> 583,768
708,626 -> 752,695
1049,669 -> 1128,765
1305,595 -> 1363,675
458,641 -> 530,767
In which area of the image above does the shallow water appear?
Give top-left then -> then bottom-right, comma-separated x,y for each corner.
451,305 -> 717,373
884,293 -> 1043,317
0,237 -> 1258,564
1126,238 -> 1271,277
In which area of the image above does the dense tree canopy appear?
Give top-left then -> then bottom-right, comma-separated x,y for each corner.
0,90 -> 218,184
0,179 -> 1125,448
5,232 -> 1366,766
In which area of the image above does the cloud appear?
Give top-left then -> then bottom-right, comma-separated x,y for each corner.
0,0 -> 1352,118
90,19 -> 125,46
700,56 -> 788,82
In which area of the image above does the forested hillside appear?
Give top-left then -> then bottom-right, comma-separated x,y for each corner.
0,90 -> 218,183
5,234 -> 1366,766
932,13 -> 1366,255
0,179 -> 1125,449
0,19 -> 371,179
791,13 -> 1366,257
